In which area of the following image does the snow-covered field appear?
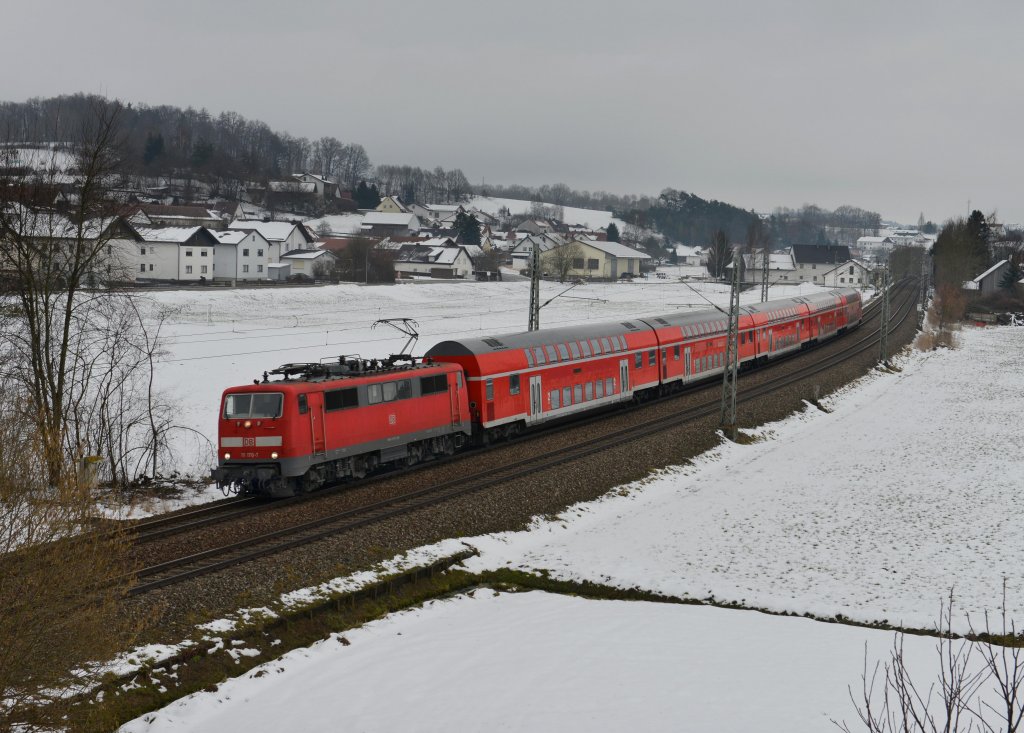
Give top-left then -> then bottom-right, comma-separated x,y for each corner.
148,278 -> 818,478
120,589 -> 999,733
119,315 -> 1023,731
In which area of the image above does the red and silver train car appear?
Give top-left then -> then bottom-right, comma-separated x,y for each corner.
213,357 -> 471,497
214,288 -> 862,496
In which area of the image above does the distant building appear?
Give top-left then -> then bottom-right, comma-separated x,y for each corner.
542,239 -> 651,280
375,195 -> 409,214
136,226 -> 220,281
361,212 -> 421,237
227,220 -> 315,261
212,229 -> 273,281
963,259 -> 1010,297
789,244 -> 852,284
280,248 -> 338,278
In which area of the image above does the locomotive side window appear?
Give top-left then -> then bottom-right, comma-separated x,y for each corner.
382,382 -> 398,402
367,384 -> 383,404
419,374 -> 448,395
509,374 -> 520,395
298,394 -> 309,414
325,388 -> 358,411
396,380 -> 412,400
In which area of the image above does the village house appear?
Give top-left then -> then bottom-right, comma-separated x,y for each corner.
212,229 -> 273,281
375,195 -> 409,214
819,259 -> 872,287
136,226 -> 220,281
280,248 -> 338,278
388,238 -> 476,279
674,244 -> 704,266
227,220 -> 315,261
730,250 -> 798,284
291,172 -> 340,201
789,244 -> 854,284
127,204 -> 226,230
361,212 -> 421,237
963,259 -> 1010,297
510,233 -> 566,269
542,238 -> 651,280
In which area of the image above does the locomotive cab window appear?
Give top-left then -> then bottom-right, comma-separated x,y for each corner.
419,374 -> 448,395
224,392 -> 283,419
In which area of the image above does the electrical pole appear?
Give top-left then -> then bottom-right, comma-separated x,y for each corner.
918,247 -> 929,330
760,240 -> 770,302
528,242 -> 541,331
878,268 -> 890,366
720,246 -> 742,440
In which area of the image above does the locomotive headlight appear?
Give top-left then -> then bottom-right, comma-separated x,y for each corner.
244,420 -> 252,428
270,451 -> 279,459
223,452 -> 231,460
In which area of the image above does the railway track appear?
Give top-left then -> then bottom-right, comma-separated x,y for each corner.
128,280 -> 919,596
126,281 -> 905,545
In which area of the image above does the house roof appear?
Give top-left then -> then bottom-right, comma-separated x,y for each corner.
791,244 -> 852,265
393,243 -> 471,266
281,248 -> 332,260
212,230 -> 250,245
228,220 -> 313,243
675,244 -> 703,257
362,212 -> 420,227
973,259 -> 1008,283
575,239 -> 652,260
136,204 -> 221,220
136,226 -> 208,244
739,252 -> 795,271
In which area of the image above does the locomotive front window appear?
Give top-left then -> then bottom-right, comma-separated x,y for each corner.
224,392 -> 283,419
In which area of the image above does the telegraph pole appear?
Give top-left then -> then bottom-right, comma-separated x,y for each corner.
720,246 -> 742,440
760,241 -> 770,302
878,268 -> 890,366
918,247 -> 929,329
528,242 -> 541,331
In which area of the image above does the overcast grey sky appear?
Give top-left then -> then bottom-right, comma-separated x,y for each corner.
3,0 -> 1022,224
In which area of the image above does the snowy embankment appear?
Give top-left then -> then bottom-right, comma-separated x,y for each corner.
120,324 -> 1022,732
462,325 -> 1024,631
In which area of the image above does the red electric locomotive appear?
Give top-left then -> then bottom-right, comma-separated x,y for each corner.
213,356 -> 471,497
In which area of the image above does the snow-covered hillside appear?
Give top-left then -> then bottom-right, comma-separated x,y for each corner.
464,195 -> 630,232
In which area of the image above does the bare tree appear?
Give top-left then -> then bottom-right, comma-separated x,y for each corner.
707,229 -> 732,279
544,241 -> 583,282
0,386 -> 137,731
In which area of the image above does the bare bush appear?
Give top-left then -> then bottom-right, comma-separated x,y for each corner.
837,589 -> 1024,733
0,391 -> 137,731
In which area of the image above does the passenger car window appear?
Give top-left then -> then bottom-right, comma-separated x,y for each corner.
509,374 -> 520,395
